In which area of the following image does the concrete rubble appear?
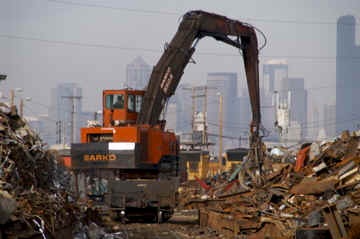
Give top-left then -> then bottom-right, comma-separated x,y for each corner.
0,104 -> 77,238
180,130 -> 360,238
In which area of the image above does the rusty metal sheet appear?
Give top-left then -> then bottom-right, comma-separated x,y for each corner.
290,176 -> 338,195
321,205 -> 348,239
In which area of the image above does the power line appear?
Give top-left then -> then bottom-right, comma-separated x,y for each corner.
25,101 -> 84,123
0,34 -> 159,53
208,122 -> 249,131
208,133 -> 240,140
240,17 -> 358,26
47,0 -> 179,16
24,104 -> 58,122
2,33 -> 360,61
29,99 -> 52,110
47,0 -> 359,27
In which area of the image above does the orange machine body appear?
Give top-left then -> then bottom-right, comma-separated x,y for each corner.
80,89 -> 178,166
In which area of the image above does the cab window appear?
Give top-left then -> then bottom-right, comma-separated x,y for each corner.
135,95 -> 142,112
128,94 -> 135,112
105,94 -> 124,109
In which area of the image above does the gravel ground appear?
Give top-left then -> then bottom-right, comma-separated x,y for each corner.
104,210 -> 226,239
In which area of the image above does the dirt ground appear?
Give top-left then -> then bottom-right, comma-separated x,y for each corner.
107,210 -> 225,239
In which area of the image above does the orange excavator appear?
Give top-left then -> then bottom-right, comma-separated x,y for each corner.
70,10 -> 263,222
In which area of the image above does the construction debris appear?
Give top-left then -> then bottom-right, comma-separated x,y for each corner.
0,104 -> 77,238
180,130 -> 360,238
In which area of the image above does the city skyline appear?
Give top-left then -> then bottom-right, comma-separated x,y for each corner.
1,1 -> 360,142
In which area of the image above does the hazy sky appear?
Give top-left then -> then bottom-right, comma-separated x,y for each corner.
0,0 -> 359,121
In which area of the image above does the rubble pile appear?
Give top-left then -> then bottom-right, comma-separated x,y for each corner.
182,130 -> 360,238
0,105 -> 77,238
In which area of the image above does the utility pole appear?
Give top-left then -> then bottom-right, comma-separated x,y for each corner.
191,87 -> 196,148
62,95 -> 82,144
182,86 -> 215,150
63,121 -> 66,146
56,121 -> 62,144
10,89 -> 14,107
19,97 -> 31,118
203,87 -> 208,148
218,93 -> 223,171
19,98 -> 23,117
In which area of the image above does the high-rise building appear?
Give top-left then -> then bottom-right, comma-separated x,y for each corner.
284,77 -> 308,131
125,56 -> 151,90
263,59 -> 288,94
175,83 -> 192,134
26,115 -> 53,144
336,15 -> 360,133
165,103 -> 177,131
206,72 -> 239,150
262,60 -> 289,139
236,94 -> 251,145
323,104 -> 336,138
48,83 -> 82,145
274,77 -> 308,141
311,107 -> 320,140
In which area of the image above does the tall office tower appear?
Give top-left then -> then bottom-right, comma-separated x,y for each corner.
323,104 -> 336,138
125,56 -> 151,90
206,72 -> 239,150
237,93 -> 251,146
311,107 -> 320,140
263,59 -> 288,94
49,83 -> 82,145
336,15 -> 360,133
165,103 -> 177,131
283,77 -> 308,138
175,83 -> 192,134
262,59 -> 289,138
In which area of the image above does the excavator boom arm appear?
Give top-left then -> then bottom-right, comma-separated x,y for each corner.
137,10 -> 264,175
137,10 -> 260,134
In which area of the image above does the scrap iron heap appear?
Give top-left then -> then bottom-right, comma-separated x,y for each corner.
0,105 -> 77,238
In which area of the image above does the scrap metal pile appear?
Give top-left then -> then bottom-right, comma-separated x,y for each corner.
181,130 -> 360,238
0,104 -> 77,238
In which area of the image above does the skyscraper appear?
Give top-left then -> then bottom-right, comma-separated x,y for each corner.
262,60 -> 289,139
174,84 -> 192,134
336,15 -> 360,133
165,103 -> 177,131
206,72 -> 239,149
49,83 -> 82,145
277,77 -> 308,141
284,78 -> 308,129
323,104 -> 336,138
311,107 -> 320,140
263,59 -> 288,94
125,56 -> 151,90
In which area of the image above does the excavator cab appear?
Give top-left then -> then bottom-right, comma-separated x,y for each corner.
102,89 -> 145,127
75,87 -> 178,169
80,89 -> 145,143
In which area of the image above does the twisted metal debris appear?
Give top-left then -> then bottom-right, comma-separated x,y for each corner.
180,130 -> 360,238
0,104 -> 77,238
